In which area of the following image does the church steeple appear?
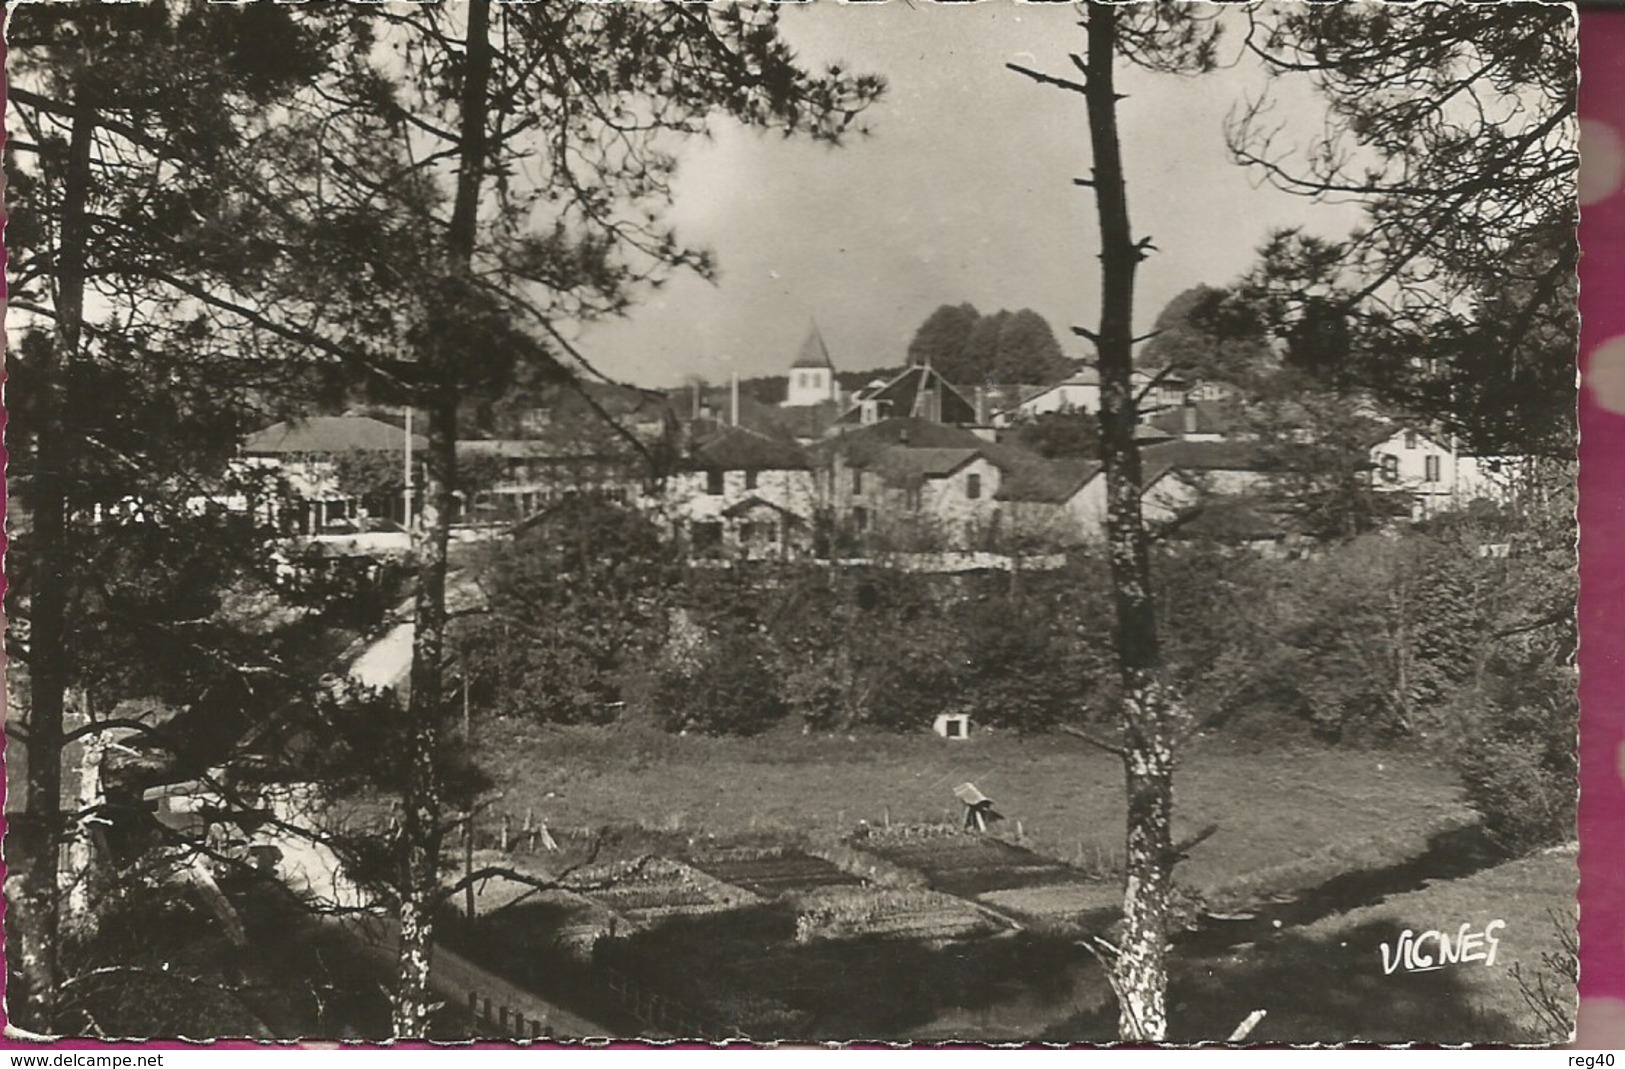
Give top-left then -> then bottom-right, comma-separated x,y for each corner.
785,321 -> 838,407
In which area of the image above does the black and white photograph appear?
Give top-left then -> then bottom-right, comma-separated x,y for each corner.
3,0 -> 1580,1046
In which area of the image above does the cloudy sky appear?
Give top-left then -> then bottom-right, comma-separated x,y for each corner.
574,2 -> 1366,387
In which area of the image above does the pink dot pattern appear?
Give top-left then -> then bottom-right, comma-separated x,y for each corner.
1580,10 -> 1625,1029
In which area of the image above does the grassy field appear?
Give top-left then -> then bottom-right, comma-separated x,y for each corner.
456,720 -> 1581,1043
470,719 -> 1474,904
1149,846 -> 1579,1044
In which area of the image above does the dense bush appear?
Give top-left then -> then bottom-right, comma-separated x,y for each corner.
460,497 -> 676,724
1160,528 -> 1545,744
1448,659 -> 1577,854
464,494 -> 1575,808
653,630 -> 788,736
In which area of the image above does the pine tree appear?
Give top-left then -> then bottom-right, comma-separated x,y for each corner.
240,5 -> 885,1034
5,4 -> 332,1030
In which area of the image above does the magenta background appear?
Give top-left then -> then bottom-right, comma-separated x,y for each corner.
0,6 -> 1618,1049
1579,9 -> 1625,1007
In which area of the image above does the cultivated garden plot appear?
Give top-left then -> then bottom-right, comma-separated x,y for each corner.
687,846 -> 863,899
787,885 -> 1003,944
573,857 -> 760,926
851,824 -> 1090,898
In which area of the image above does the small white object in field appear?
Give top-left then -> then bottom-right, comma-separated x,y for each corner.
1272,919 -> 1283,929
1377,763 -> 1385,772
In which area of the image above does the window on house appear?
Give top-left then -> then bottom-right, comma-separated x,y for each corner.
745,470 -> 758,491
906,487 -> 921,511
966,473 -> 982,500
852,470 -> 863,495
1405,431 -> 1418,450
706,470 -> 725,495
1380,455 -> 1400,483
1425,455 -> 1441,483
853,506 -> 868,531
693,521 -> 723,551
739,521 -> 758,543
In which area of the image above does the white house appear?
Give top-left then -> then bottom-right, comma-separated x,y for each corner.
817,418 -> 1006,548
1366,425 -> 1520,519
658,425 -> 818,559
998,460 -> 1200,546
241,414 -> 423,536
998,368 -> 1101,425
995,366 -> 1195,427
867,447 -> 1003,544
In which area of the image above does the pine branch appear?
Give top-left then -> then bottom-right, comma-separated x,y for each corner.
1006,62 -> 1089,96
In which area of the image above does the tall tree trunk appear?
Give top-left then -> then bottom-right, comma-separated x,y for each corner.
16,102 -> 94,1035
1081,6 -> 1175,1041
392,395 -> 456,1038
390,0 -> 493,1039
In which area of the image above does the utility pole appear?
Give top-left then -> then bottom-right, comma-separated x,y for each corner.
403,405 -> 414,531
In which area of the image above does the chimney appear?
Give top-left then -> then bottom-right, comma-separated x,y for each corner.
974,386 -> 989,425
1183,400 -> 1198,436
731,371 -> 740,427
923,380 -> 941,424
899,425 -> 911,446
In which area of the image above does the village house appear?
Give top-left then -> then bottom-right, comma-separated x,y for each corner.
812,413 -> 1285,553
813,418 -> 1007,550
836,363 -> 982,428
996,456 -> 1212,548
1145,399 -> 1244,443
657,424 -> 819,560
457,437 -> 652,523
994,366 -> 1193,426
1162,494 -> 1303,557
1366,424 -> 1525,519
240,414 -> 423,537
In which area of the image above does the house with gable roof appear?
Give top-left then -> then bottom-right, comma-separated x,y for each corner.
241,414 -> 425,536
996,456 -> 1203,547
814,417 -> 1003,548
994,365 -> 1195,427
1366,423 -> 1527,519
659,423 -> 819,559
836,364 -> 981,428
